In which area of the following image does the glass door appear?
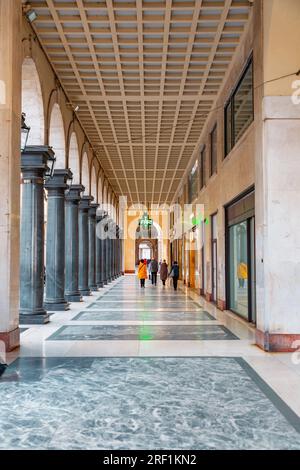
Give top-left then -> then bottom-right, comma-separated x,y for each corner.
249,217 -> 256,323
228,216 -> 256,322
201,221 -> 205,294
211,214 -> 217,303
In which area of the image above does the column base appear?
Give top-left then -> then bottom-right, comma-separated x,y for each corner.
19,313 -> 50,325
0,328 -> 20,352
104,280 -> 108,285
90,285 -> 99,292
256,329 -> 300,352
97,282 -> 104,288
65,293 -> 82,302
44,301 -> 70,311
79,289 -> 92,296
217,299 -> 226,311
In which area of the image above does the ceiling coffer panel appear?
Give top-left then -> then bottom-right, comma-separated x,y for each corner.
30,0 -> 250,204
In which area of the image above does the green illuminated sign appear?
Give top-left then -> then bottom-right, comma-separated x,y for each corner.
139,213 -> 153,227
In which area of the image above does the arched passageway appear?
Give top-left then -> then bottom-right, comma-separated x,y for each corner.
68,132 -> 80,183
21,58 -> 44,145
81,152 -> 89,194
91,165 -> 97,201
49,103 -> 66,168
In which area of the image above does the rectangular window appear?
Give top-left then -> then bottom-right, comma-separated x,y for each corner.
224,58 -> 254,156
200,147 -> 206,190
188,159 -> 198,203
210,125 -> 217,176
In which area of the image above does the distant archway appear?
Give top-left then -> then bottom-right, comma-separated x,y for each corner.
49,103 -> 66,168
97,174 -> 103,206
68,132 -> 80,183
21,58 -> 44,145
134,221 -> 162,266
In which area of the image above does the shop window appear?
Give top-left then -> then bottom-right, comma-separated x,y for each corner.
224,58 -> 254,156
210,125 -> 217,176
200,146 -> 206,190
188,159 -> 198,203
226,190 -> 256,323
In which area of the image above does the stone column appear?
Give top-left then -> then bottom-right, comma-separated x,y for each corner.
119,229 -> 124,276
96,210 -> 107,288
44,169 -> 72,311
88,203 -> 98,291
254,0 -> 300,351
113,221 -> 117,279
111,222 -> 115,280
108,219 -> 115,282
79,195 -> 93,296
65,185 -> 84,302
118,228 -> 121,277
106,218 -> 112,283
116,225 -> 119,277
20,146 -> 55,324
0,0 -> 21,349
102,217 -> 109,285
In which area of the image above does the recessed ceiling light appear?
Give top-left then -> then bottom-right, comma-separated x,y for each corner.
26,9 -> 38,23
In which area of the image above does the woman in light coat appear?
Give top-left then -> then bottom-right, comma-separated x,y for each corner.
160,260 -> 168,286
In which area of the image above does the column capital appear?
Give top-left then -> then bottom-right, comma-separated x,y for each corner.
79,195 -> 94,211
65,184 -> 84,202
45,168 -> 73,191
88,203 -> 99,218
96,209 -> 108,221
21,145 -> 55,174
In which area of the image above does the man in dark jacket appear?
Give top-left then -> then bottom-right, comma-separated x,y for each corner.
170,261 -> 180,291
150,258 -> 159,286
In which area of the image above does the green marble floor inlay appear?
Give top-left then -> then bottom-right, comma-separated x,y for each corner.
47,324 -> 238,341
73,309 -> 215,322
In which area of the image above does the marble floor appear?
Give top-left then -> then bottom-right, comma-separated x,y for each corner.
2,275 -> 300,450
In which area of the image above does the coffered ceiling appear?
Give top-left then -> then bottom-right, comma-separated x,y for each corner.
28,0 -> 251,204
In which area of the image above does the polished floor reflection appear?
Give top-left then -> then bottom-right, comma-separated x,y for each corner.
73,310 -> 215,322
47,324 -> 237,341
2,275 -> 300,450
1,356 -> 300,450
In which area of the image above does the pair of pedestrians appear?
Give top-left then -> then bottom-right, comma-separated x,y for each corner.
160,260 -> 180,290
137,258 -> 159,287
138,258 -> 179,290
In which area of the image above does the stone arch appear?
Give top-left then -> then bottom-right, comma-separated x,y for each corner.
107,188 -> 112,217
81,151 -> 90,194
49,103 -> 66,168
90,164 -> 97,201
97,171 -> 103,206
102,180 -> 108,205
135,220 -> 163,263
68,132 -> 80,184
21,57 -> 45,145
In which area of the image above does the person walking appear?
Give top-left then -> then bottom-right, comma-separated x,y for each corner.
160,259 -> 168,287
169,261 -> 179,291
150,257 -> 159,286
137,259 -> 147,288
147,258 -> 151,280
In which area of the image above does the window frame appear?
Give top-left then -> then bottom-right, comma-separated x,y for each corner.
200,145 -> 206,190
224,56 -> 254,158
210,124 -> 217,177
188,158 -> 199,204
